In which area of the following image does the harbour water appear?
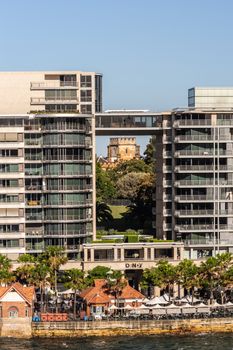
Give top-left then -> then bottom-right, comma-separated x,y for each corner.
1,334 -> 233,350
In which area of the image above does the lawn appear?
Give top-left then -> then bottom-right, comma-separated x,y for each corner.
109,205 -> 128,219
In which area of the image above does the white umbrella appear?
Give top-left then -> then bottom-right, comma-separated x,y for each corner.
61,288 -> 75,295
152,305 -> 166,315
224,301 -> 233,307
108,304 -> 118,310
137,304 -> 150,309
146,296 -> 169,306
210,301 -> 222,308
196,303 -> 210,313
166,303 -> 181,315
123,304 -> 133,310
181,296 -> 201,304
142,297 -> 149,303
181,303 -> 196,314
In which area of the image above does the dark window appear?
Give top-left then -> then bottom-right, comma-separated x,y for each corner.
81,105 -> 92,114
80,75 -> 92,88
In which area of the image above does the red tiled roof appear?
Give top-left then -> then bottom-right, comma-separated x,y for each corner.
0,282 -> 35,305
119,284 -> 145,299
80,279 -> 144,305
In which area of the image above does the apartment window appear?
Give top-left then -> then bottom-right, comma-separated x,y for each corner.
0,164 -> 19,172
0,225 -> 19,233
81,90 -> 92,102
0,180 -> 18,187
80,75 -> 92,88
0,119 -> 22,127
45,104 -> 77,113
0,149 -> 18,157
60,74 -> 77,87
0,240 -> 20,248
81,104 -> 92,114
0,133 -> 18,142
45,89 -> 77,101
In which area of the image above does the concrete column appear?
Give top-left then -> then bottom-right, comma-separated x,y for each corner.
120,248 -> 124,261
154,286 -> 160,297
151,247 -> 155,261
180,246 -> 184,260
84,248 -> 88,262
144,247 -> 148,261
90,248 -> 94,262
173,247 -> 177,260
114,248 -> 118,261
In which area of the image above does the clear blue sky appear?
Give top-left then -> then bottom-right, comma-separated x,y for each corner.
1,0 -> 233,155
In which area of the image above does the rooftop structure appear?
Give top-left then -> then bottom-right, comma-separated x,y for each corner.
188,87 -> 233,108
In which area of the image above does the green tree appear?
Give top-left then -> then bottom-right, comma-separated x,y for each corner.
96,162 -> 115,201
0,254 -> 15,285
16,254 -> 36,284
143,137 -> 155,166
32,262 -> 50,312
39,247 -> 68,295
110,159 -> 152,182
199,256 -> 220,303
176,259 -> 199,303
96,202 -> 113,225
105,270 -> 126,307
86,266 -> 111,286
63,269 -> 87,318
116,172 -> 150,201
140,260 -> 177,300
199,253 -> 233,303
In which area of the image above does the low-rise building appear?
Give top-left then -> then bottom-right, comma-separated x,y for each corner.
80,279 -> 145,317
0,282 -> 36,337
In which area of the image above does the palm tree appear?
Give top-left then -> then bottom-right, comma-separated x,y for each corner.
96,202 -> 113,225
200,253 -> 233,304
155,260 -> 177,301
105,270 -> 127,308
199,256 -> 220,303
39,246 -> 68,294
32,263 -> 50,312
63,269 -> 87,319
0,254 -> 15,285
176,259 -> 199,303
16,254 -> 36,284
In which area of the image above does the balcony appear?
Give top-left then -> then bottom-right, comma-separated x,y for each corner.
175,150 -> 213,157
30,98 -> 79,105
175,164 -> 233,172
175,179 -> 233,187
184,239 -> 233,246
175,225 -> 214,232
175,210 -> 214,217
175,135 -> 214,142
30,81 -> 79,89
176,224 -> 233,232
175,165 -> 214,172
163,180 -> 172,187
163,151 -> 172,158
175,179 -> 214,187
174,120 -> 212,127
175,195 -> 213,202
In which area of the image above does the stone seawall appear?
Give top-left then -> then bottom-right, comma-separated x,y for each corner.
32,318 -> 233,337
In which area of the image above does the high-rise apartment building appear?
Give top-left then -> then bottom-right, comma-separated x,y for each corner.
156,89 -> 233,259
0,71 -> 102,260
